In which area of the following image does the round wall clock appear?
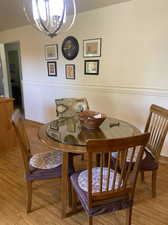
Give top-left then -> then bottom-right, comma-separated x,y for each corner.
62,36 -> 79,60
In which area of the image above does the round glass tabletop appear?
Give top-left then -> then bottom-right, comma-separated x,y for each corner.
46,116 -> 140,147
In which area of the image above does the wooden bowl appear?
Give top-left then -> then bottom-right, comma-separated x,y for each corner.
79,111 -> 106,129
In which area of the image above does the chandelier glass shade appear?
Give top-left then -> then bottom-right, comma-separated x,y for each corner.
23,0 -> 76,38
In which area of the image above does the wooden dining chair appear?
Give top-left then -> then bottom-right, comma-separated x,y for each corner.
55,97 -> 89,118
140,104 -> 168,197
70,133 -> 150,225
11,109 -> 74,213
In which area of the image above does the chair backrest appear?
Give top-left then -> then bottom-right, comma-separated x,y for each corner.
55,97 -> 89,118
11,109 -> 31,174
144,104 -> 168,161
86,133 -> 150,209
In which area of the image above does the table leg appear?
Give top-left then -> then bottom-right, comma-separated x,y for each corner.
61,152 -> 69,218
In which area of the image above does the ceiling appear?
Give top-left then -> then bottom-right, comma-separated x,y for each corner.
0,0 -> 130,32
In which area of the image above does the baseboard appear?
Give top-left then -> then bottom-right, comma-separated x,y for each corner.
24,119 -> 44,126
160,156 -> 168,164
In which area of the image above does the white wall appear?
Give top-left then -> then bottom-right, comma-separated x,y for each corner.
0,0 -> 168,155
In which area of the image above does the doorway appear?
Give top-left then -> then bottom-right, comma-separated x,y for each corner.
5,42 -> 24,112
0,55 -> 4,96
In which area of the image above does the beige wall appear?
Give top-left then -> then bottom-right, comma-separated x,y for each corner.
0,0 -> 168,155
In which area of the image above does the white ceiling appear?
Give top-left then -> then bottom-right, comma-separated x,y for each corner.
0,0 -> 130,31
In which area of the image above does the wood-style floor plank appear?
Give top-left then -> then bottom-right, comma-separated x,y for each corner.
0,120 -> 168,225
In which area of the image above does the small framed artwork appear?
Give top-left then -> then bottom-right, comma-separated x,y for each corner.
47,61 -> 57,76
83,38 -> 102,57
65,64 -> 75,79
84,60 -> 99,75
45,44 -> 58,60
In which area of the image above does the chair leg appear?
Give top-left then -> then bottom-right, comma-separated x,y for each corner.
26,181 -> 32,213
88,216 -> 93,225
68,178 -> 72,208
126,207 -> 132,225
72,186 -> 77,213
96,154 -> 100,167
152,170 -> 157,198
81,154 -> 84,160
140,170 -> 145,183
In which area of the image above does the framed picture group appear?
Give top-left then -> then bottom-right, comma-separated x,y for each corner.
45,44 -> 58,77
83,38 -> 101,76
45,37 -> 102,78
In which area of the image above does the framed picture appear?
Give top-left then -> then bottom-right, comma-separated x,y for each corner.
84,60 -> 99,75
83,38 -> 101,57
47,61 -> 57,76
45,44 -> 58,60
65,64 -> 75,79
62,36 -> 79,60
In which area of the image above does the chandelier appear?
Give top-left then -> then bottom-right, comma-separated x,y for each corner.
23,0 -> 76,38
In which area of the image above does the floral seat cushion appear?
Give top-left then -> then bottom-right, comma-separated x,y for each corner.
78,167 -> 121,193
30,151 -> 62,169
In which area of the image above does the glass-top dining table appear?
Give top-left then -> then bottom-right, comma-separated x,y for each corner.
38,116 -> 140,218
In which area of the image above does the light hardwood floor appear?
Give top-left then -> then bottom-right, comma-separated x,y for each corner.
0,120 -> 168,225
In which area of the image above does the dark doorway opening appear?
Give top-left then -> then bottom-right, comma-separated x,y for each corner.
5,42 -> 24,112
0,55 -> 4,96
